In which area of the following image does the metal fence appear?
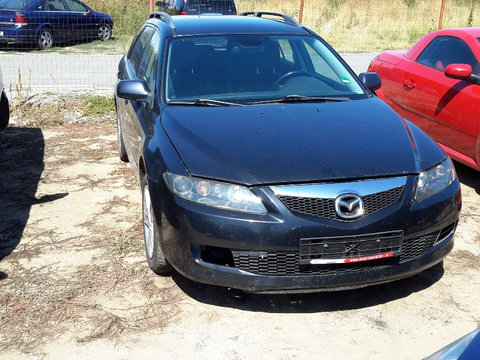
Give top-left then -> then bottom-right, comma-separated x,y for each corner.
1,53 -> 122,91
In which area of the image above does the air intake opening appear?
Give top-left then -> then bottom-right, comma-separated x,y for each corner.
192,244 -> 235,267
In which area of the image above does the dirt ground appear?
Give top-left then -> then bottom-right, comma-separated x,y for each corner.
0,93 -> 479,360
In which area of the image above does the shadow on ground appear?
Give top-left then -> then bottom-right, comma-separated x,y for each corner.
172,261 -> 444,313
455,161 -> 480,195
0,127 -> 45,261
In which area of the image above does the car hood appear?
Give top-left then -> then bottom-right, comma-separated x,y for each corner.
161,98 -> 446,185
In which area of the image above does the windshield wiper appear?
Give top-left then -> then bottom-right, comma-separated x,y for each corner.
249,95 -> 351,105
166,99 -> 241,107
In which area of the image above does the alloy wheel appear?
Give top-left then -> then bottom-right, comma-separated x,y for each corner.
143,185 -> 154,260
98,25 -> 111,41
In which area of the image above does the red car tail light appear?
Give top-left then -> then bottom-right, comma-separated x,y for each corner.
14,12 -> 27,25
180,11 -> 186,15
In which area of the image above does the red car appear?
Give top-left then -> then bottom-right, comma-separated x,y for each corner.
368,28 -> 480,171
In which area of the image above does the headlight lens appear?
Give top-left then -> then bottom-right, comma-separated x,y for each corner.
163,172 -> 267,215
414,158 -> 456,202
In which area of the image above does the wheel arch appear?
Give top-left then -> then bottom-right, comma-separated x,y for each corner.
35,24 -> 54,37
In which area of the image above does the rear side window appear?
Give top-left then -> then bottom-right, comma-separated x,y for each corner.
417,36 -> 479,71
186,0 -> 236,14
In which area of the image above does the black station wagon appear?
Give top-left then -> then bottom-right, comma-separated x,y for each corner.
114,12 -> 461,293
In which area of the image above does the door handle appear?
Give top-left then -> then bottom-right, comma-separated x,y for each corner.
403,79 -> 416,89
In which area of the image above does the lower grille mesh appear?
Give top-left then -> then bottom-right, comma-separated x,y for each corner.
231,228 -> 448,276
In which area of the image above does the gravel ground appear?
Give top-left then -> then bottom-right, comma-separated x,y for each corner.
0,94 -> 479,360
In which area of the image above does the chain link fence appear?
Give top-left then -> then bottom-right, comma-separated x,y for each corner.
1,0 -> 479,92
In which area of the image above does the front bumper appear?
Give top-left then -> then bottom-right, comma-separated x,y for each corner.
153,175 -> 461,293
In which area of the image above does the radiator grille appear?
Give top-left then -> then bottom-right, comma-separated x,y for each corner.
278,186 -> 404,220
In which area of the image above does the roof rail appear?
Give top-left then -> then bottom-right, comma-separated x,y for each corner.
240,12 -> 301,27
149,11 -> 176,34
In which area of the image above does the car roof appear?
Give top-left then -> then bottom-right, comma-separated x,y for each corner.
148,14 -> 311,37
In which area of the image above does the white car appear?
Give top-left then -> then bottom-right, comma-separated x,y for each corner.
0,66 -> 9,142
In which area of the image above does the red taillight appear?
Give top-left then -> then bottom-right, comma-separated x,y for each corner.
14,12 -> 27,25
180,11 -> 186,15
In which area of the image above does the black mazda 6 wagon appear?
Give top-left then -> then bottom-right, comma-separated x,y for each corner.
114,12 -> 461,293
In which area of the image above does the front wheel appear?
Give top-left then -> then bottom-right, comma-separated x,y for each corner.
37,28 -> 53,50
98,24 -> 112,41
142,174 -> 171,275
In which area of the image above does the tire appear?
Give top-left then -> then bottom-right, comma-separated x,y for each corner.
116,116 -> 129,162
98,24 -> 112,41
37,28 -> 53,50
0,91 -> 9,133
142,174 -> 171,275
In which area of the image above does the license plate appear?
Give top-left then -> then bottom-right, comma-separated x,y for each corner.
299,231 -> 403,265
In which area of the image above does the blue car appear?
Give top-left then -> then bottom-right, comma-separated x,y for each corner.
115,12 -> 461,293
0,0 -> 113,49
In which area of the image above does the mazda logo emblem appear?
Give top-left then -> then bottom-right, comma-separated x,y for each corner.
335,193 -> 364,220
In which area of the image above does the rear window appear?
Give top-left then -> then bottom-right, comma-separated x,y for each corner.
164,34 -> 365,104
186,0 -> 236,14
0,0 -> 30,10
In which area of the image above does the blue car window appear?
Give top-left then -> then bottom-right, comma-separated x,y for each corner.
63,0 -> 88,12
45,0 -> 66,11
0,0 -> 30,10
127,26 -> 155,80
142,31 -> 161,91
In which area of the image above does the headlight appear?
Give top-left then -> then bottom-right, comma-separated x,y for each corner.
414,158 -> 456,202
163,172 -> 267,215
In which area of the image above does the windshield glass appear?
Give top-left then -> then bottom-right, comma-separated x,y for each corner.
164,34 -> 366,104
0,0 -> 30,10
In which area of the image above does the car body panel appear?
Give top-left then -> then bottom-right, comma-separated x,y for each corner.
115,14 -> 461,292
369,27 -> 480,170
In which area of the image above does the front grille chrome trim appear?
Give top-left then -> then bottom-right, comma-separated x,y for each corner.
271,177 -> 408,199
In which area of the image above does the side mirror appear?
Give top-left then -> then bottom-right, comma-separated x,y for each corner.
116,80 -> 149,101
155,1 -> 165,7
445,63 -> 472,80
359,72 -> 381,92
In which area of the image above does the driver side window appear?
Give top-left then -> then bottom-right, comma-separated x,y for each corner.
417,36 -> 478,71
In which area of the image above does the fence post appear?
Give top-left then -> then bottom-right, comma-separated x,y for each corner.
150,0 -> 154,13
438,0 -> 446,30
299,0 -> 305,23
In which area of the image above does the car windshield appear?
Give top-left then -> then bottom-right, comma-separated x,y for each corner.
0,0 -> 30,10
164,34 -> 366,104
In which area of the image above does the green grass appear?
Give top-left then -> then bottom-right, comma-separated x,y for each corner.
80,95 -> 115,117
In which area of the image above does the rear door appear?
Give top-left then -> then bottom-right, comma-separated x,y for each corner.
62,0 -> 94,39
43,0 -> 70,39
398,36 -> 480,159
